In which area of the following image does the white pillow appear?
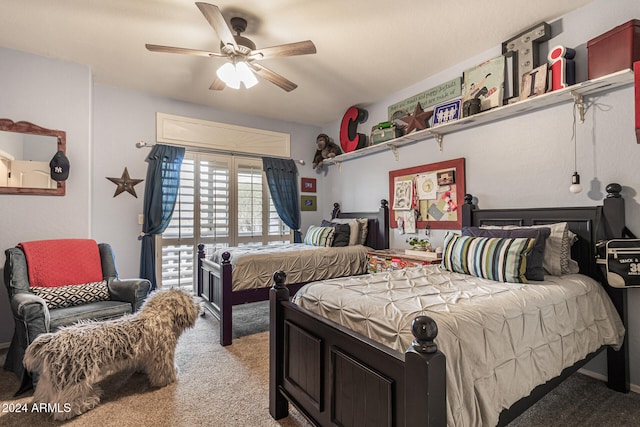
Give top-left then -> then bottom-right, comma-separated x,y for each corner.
330,218 -> 368,245
481,222 -> 579,276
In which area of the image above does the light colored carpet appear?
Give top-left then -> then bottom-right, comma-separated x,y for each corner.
0,302 -> 310,427
1,301 -> 639,426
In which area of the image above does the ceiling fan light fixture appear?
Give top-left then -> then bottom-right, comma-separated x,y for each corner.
216,61 -> 258,89
147,3 -> 315,92
216,62 -> 241,89
236,61 -> 258,88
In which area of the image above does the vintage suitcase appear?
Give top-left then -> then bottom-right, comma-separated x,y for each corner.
603,239 -> 640,288
370,125 -> 402,145
587,19 -> 640,79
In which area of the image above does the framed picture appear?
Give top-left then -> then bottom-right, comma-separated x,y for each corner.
437,169 -> 455,186
433,98 -> 462,126
301,177 -> 316,193
392,179 -> 413,210
301,195 -> 317,211
462,55 -> 505,112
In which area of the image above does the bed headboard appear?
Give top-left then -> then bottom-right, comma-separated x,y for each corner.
461,184 -> 626,280
332,199 -> 390,250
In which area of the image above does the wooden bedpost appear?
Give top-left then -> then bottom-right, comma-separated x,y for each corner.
332,202 -> 341,219
602,183 -> 630,393
380,199 -> 390,249
220,252 -> 233,346
461,194 -> 475,228
269,270 -> 289,419
197,244 -> 205,297
404,316 -> 446,426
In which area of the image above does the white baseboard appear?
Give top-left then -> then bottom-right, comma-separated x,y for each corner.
578,368 -> 640,394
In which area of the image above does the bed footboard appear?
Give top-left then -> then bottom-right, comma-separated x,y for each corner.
197,246 -> 309,346
269,271 -> 446,427
198,247 -> 233,345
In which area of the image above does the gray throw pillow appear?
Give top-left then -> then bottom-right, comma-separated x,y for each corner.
321,220 -> 351,247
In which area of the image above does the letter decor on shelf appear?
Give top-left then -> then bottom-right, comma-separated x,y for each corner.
520,64 -> 548,101
548,45 -> 576,91
339,106 -> 368,153
502,22 -> 551,99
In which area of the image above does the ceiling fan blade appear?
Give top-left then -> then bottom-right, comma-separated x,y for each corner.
209,76 -> 226,90
195,2 -> 238,50
250,40 -> 317,60
145,44 -> 224,57
250,63 -> 298,92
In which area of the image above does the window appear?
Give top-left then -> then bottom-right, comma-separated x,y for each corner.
158,152 -> 291,291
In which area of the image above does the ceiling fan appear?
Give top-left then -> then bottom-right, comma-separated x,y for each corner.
145,2 -> 316,92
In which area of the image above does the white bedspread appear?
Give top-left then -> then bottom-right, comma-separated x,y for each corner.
292,265 -> 625,427
211,243 -> 369,291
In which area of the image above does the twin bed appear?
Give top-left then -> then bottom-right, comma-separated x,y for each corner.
268,185 -> 630,426
197,200 -> 390,346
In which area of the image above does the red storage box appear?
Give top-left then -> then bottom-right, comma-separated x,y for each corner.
587,19 -> 640,79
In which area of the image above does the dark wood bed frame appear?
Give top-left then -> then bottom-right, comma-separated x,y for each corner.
197,199 -> 390,346
269,184 -> 630,427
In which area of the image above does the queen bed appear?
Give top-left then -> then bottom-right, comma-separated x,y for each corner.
197,199 -> 390,346
269,184 -> 630,426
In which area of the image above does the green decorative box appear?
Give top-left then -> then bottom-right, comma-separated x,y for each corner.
370,125 -> 402,145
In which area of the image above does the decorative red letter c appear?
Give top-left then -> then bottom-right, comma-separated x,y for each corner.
339,106 -> 368,153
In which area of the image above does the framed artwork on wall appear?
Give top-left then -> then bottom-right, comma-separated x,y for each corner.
462,55 -> 505,112
389,157 -> 466,230
301,177 -> 316,193
301,195 -> 317,211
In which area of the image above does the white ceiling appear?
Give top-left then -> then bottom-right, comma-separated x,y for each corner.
0,0 -> 592,127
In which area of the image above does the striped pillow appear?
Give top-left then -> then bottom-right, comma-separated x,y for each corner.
304,225 -> 335,247
441,232 -> 535,283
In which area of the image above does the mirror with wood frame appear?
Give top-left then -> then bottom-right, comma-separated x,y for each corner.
0,119 -> 66,196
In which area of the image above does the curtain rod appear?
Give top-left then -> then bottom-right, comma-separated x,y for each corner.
135,141 -> 306,165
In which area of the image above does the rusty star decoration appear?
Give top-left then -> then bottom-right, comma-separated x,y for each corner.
399,102 -> 433,134
107,167 -> 144,198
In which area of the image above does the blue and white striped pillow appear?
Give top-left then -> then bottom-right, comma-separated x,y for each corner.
304,225 -> 335,247
441,232 -> 535,283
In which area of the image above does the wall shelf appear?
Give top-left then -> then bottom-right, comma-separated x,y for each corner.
326,69 -> 634,166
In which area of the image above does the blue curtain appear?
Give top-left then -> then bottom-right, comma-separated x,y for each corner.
139,144 -> 185,289
262,157 -> 302,243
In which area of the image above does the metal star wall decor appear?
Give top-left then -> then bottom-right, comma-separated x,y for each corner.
398,102 -> 433,134
107,167 -> 144,198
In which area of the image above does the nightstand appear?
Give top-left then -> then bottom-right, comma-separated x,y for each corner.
367,249 -> 442,273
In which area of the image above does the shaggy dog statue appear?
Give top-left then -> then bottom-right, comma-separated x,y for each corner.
23,288 -> 200,420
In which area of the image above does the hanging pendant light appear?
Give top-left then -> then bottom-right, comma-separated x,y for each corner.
569,171 -> 582,193
569,101 -> 582,194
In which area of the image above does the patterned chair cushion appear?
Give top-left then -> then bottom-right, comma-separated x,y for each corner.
30,281 -> 111,309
